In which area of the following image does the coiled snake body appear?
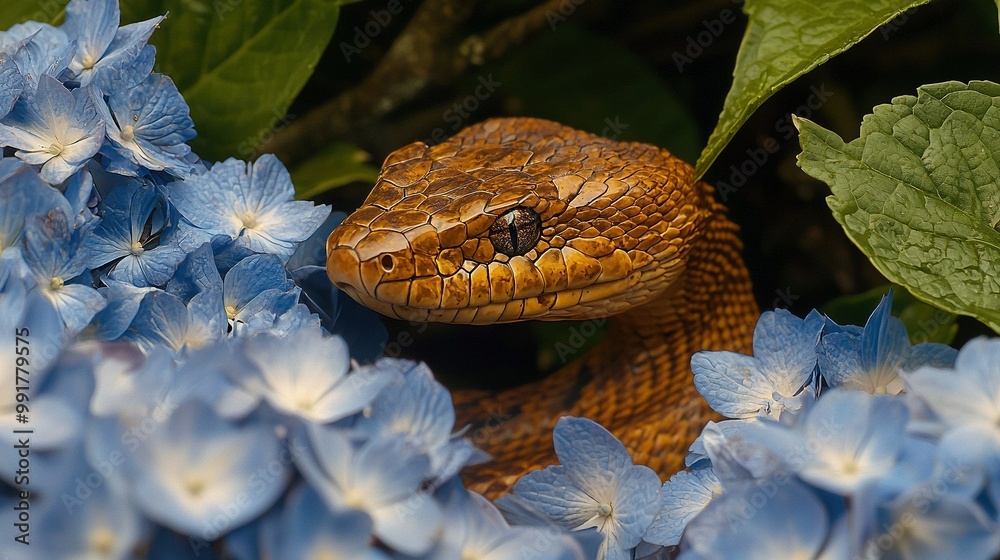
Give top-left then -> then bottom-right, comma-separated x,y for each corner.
327,117 -> 758,496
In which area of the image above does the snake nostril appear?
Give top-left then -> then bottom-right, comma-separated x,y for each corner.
380,254 -> 394,272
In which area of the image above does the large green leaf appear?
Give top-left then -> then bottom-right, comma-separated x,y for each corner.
797,81 -> 1000,333
121,0 -> 346,161
695,0 -> 932,178
0,2 -> 67,28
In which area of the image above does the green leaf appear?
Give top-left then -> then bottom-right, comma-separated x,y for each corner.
291,142 -> 379,199
695,0 -> 932,178
822,286 -> 958,345
493,25 -> 701,162
797,80 -> 1000,334
121,0 -> 346,161
0,2 -> 67,28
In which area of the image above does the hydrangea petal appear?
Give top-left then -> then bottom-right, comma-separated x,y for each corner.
260,484 -> 388,560
752,309 -> 823,389
553,417 -> 633,492
513,465 -> 597,531
692,351 -> 778,418
644,467 -> 721,546
684,478 -> 827,560
122,400 -> 289,538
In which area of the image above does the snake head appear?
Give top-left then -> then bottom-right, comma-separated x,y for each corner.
327,117 -> 711,324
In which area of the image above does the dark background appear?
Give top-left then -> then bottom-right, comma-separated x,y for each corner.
297,0 -> 999,387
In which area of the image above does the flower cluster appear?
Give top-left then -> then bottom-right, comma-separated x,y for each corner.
0,2 -> 591,559
512,293 -> 1000,560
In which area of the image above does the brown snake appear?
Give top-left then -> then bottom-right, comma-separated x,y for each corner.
326,117 -> 758,496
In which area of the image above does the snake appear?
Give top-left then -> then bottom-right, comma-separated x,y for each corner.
326,117 -> 759,496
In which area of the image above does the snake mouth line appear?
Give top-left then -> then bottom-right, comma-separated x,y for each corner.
337,268 -> 667,325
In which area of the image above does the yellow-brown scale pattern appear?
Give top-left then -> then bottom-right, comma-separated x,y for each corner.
327,117 -> 758,497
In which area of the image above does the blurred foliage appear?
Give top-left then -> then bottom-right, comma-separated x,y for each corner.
121,0 -> 351,161
0,1 -> 67,27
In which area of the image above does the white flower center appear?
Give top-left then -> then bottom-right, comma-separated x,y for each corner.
120,124 -> 135,142
89,526 -> 115,554
225,304 -> 238,319
81,52 -> 97,70
46,141 -> 65,156
343,489 -> 366,509
185,477 -> 207,498
597,501 -> 613,517
49,277 -> 64,291
297,396 -> 316,413
130,241 -> 144,255
241,212 -> 258,229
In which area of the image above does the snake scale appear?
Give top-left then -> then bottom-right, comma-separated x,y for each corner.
326,117 -> 759,496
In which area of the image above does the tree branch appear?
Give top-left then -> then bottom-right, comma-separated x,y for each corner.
257,0 -> 575,167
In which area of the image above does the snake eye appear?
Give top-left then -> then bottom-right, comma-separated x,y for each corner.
490,207 -> 541,257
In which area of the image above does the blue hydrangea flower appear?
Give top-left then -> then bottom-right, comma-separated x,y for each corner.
0,75 -> 104,183
858,486 -> 999,560
91,277 -> 159,340
86,180 -> 186,286
0,158 -> 67,258
231,325 -> 396,424
818,291 -> 957,395
88,342 -> 170,417
61,0 -> 163,89
126,241 -> 230,348
642,466 -> 722,547
122,289 -> 226,353
21,208 -> 105,334
353,360 -> 481,482
22,459 -> 151,560
511,417 -> 661,560
293,424 -> 443,556
692,309 -> 825,420
742,389 -> 909,496
423,481 -> 587,560
94,73 -> 197,177
684,419 -> 765,473
0,22 -> 74,88
60,164 -> 99,225
0,343 -> 96,488
117,399 -> 290,539
681,478 -> 828,560
258,483 -> 389,560
905,338 -> 1000,471
169,155 -> 330,261
0,51 -> 22,118
222,253 -> 300,333
0,257 -> 66,377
